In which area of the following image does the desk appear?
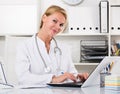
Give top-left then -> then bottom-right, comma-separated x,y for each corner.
0,86 -> 119,94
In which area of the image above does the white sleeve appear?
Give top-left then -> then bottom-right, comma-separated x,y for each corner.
61,44 -> 78,74
67,46 -> 78,74
15,42 -> 54,85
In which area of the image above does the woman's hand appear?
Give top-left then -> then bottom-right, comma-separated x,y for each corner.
77,73 -> 89,82
51,72 -> 77,83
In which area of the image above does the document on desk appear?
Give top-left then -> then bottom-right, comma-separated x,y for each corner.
16,84 -> 47,89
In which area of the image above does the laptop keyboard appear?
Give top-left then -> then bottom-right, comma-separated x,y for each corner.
47,81 -> 83,87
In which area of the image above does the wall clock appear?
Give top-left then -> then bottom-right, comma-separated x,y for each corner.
62,0 -> 84,6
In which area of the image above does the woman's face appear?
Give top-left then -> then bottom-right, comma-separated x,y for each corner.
42,12 -> 66,38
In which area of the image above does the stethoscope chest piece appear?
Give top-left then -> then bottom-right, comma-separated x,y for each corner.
44,67 -> 51,73
54,47 -> 62,55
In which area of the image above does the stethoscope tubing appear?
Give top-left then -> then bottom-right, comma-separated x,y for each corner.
35,33 -> 62,73
35,34 -> 48,68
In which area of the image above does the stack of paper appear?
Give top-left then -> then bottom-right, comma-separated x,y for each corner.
105,75 -> 120,90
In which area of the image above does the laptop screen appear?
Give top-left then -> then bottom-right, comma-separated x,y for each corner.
0,62 -> 7,84
0,62 -> 14,88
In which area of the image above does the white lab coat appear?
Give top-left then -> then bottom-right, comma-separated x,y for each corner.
15,34 -> 78,85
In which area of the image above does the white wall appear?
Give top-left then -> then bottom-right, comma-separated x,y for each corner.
0,0 -> 41,35
41,0 -> 101,33
0,5 -> 37,34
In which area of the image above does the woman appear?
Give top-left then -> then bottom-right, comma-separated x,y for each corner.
15,5 -> 88,85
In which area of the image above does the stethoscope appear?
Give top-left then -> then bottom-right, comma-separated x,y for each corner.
35,33 -> 62,73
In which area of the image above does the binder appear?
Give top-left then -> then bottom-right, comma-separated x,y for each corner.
99,0 -> 109,33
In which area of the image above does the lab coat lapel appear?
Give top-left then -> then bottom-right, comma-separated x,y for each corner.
36,37 -> 51,64
35,37 -> 58,72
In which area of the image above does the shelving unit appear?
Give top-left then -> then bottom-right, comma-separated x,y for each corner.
109,0 -> 120,57
55,0 -> 120,72
56,34 -> 108,60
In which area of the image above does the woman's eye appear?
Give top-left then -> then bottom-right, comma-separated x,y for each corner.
60,24 -> 64,27
53,19 -> 57,23
52,19 -> 64,28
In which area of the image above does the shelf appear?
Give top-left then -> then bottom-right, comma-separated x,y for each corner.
110,5 -> 120,7
0,32 -> 109,37
74,63 -> 99,66
0,33 -> 34,36
110,32 -> 120,35
57,33 -> 109,37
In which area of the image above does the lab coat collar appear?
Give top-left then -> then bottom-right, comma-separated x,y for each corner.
33,33 -> 55,48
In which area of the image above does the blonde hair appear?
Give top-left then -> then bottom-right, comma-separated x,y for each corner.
40,5 -> 67,29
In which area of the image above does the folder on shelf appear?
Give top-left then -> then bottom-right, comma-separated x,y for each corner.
82,55 -> 105,60
81,45 -> 108,52
81,50 -> 108,56
99,0 -> 109,33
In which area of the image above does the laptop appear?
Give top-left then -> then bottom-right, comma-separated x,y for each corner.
47,56 -> 120,88
0,62 -> 14,88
